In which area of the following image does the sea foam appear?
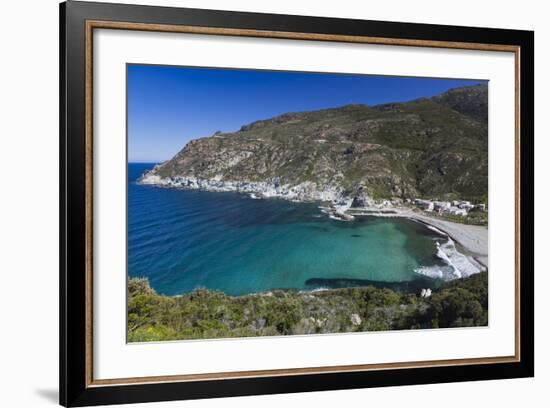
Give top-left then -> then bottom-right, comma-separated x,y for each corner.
415,238 -> 486,281
425,224 -> 447,236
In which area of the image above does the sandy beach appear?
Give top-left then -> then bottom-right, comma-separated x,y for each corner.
347,207 -> 488,267
408,212 -> 488,267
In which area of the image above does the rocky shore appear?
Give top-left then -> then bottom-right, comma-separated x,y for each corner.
138,169 -> 488,282
346,206 -> 488,268
139,170 -> 347,202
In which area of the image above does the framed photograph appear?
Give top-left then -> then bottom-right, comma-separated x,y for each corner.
60,1 -> 534,406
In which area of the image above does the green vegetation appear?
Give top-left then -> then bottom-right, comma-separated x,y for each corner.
437,211 -> 489,226
128,272 -> 488,342
408,207 -> 489,226
152,85 -> 488,202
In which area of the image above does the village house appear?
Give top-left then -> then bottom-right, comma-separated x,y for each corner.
414,199 -> 434,211
448,206 -> 468,216
412,197 -> 482,217
456,200 -> 474,210
413,198 -> 473,216
433,201 -> 452,212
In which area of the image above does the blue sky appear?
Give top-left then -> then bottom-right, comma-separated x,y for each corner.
127,64 -> 483,162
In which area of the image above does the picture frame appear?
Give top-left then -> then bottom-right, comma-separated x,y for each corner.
60,1 -> 534,406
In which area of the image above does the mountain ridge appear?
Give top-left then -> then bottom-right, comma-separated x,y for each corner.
140,84 -> 488,203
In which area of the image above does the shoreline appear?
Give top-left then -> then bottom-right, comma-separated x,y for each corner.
138,173 -> 488,269
348,208 -> 488,268
346,205 -> 488,268
407,214 -> 488,268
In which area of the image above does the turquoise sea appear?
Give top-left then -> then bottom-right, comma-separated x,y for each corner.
128,163 -> 449,296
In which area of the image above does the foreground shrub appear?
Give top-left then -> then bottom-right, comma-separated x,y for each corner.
127,272 -> 488,341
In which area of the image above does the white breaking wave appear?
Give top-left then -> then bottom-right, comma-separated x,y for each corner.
425,224 -> 447,236
415,238 -> 486,281
307,287 -> 330,293
328,214 -> 352,222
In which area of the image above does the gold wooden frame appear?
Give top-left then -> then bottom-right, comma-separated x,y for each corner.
84,20 -> 521,388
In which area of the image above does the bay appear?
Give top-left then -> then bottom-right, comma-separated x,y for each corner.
128,163 -> 447,296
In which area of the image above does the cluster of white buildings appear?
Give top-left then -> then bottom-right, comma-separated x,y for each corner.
410,198 -> 486,217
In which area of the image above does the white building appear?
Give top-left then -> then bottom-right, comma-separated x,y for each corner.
449,206 -> 468,216
433,201 -> 451,211
414,199 -> 434,211
457,200 -> 474,210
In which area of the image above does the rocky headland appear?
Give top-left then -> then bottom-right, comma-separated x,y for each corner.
137,84 -> 489,279
139,84 -> 488,207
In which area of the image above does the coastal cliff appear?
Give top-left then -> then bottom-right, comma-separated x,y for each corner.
139,84 -> 488,204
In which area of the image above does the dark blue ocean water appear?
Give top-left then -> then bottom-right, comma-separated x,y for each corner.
128,163 -> 446,296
